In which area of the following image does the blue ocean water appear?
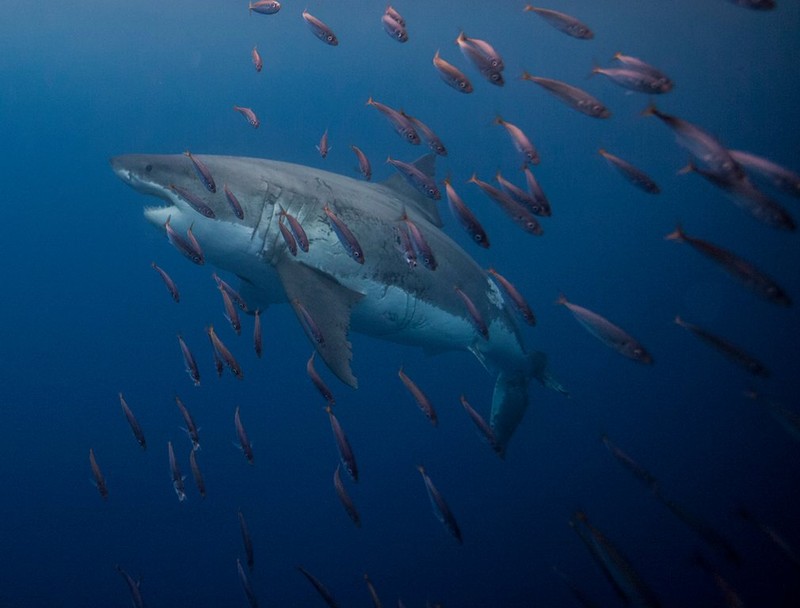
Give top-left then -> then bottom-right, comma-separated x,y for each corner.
1,1 -> 799,606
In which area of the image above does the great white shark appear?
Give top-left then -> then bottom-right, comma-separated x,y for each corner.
110,152 -> 564,454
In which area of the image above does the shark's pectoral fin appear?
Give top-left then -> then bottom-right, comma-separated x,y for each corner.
276,260 -> 364,388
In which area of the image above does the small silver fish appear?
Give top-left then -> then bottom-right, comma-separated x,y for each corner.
432,50 -> 474,94
298,565 -> 341,607
403,213 -> 437,270
366,97 -> 421,144
387,156 -> 440,200
303,9 -> 338,46
487,268 -> 536,326
333,464 -> 360,528
598,148 -> 660,194
459,395 -> 502,457
213,273 -> 248,311
417,465 -> 462,544
556,294 -> 653,364
729,150 -> 800,199
454,286 -> 488,340
316,128 -> 330,159
381,12 -> 408,43
119,392 -> 147,449
398,366 -> 438,426
522,164 -> 552,217
189,449 -> 205,498
237,558 -> 259,608
177,334 -> 201,386
444,177 -> 490,248
207,324 -> 244,379
675,316 -> 769,377
184,151 -> 216,193
524,6 -> 593,40
522,72 -> 610,118
223,184 -> 245,220
165,215 -> 204,265
307,352 -> 335,405
494,116 -> 538,165
251,45 -> 263,72
327,406 -> 357,482
323,204 -> 365,264
279,206 -> 309,252
593,66 -> 673,94
400,112 -> 447,156
350,145 -> 372,180
89,448 -> 108,499
249,0 -> 280,15
218,284 -> 242,335
292,298 -> 326,345
115,565 -> 145,608
167,441 -> 186,501
455,32 -> 504,86
234,406 -> 254,465
175,395 -> 200,451
151,262 -> 180,302
169,183 -> 216,218
469,174 -> 542,235
253,308 -> 263,358
233,105 -> 260,128
238,509 -> 254,571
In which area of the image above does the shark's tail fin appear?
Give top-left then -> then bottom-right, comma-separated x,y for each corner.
490,351 -> 567,455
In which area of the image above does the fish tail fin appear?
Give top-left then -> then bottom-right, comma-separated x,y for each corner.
523,5 -> 534,12
676,160 -> 696,175
555,292 -> 568,306
493,114 -> 504,125
490,351 -> 567,454
520,70 -> 532,81
664,222 -> 685,242
588,58 -> 600,79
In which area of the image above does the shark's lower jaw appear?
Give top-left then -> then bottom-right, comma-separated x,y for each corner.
144,205 -> 177,227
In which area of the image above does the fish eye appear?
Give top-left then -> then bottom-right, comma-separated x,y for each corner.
474,234 -> 483,242
327,35 -> 334,42
145,164 -> 153,172
459,81 -> 466,89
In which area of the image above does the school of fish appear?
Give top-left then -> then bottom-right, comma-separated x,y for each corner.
97,2 -> 800,607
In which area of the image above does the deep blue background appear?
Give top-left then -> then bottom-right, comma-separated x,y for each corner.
1,1 -> 799,606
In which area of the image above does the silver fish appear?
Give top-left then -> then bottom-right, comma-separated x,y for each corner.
279,205 -> 309,252
592,66 -> 673,94
443,177 -> 489,248
494,116 -> 538,165
278,217 -> 298,256
455,32 -> 504,86
524,6 -> 593,39
417,465 -> 462,544
459,395 -> 502,457
469,174 -> 543,235
189,449 -> 205,498
350,145 -> 372,180
323,204 -> 364,264
167,441 -> 186,501
218,284 -> 242,335
327,406 -> 358,482
119,392 -> 146,449
454,286 -> 488,340
249,0 -> 280,15
665,224 -> 791,306
213,272 -> 248,311
298,565 -> 340,608
237,558 -> 259,608
522,72 -> 610,118
398,366 -> 438,425
223,184 -> 245,220
487,268 -> 536,326
317,128 -> 330,159
556,294 -> 653,363
169,183 -> 216,219
601,434 -> 658,493
207,324 -> 244,379
598,148 -> 660,194
381,12 -> 408,43
89,448 -> 108,499
387,156 -> 441,200
184,150 -> 216,193
400,112 -> 447,156
522,164 -> 552,216
115,565 -> 145,608
233,105 -> 260,128
307,351 -> 335,405
238,509 -> 254,570
303,9 -> 338,46
177,334 -> 201,386
432,50 -> 474,94
251,45 -> 263,72
333,464 -> 360,528
175,395 -> 200,451
675,315 -> 769,377
234,406 -> 254,465
402,213 -> 437,270
729,149 -> 800,199
364,573 -> 382,608
151,261 -> 180,303
366,97 -> 421,144
253,308 -> 263,358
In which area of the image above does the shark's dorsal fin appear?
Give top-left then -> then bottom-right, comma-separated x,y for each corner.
380,153 -> 443,227
276,259 -> 364,388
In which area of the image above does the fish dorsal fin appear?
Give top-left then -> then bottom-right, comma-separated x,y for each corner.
381,153 -> 443,227
275,259 -> 364,388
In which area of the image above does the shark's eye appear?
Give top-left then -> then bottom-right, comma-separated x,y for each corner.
145,164 -> 153,173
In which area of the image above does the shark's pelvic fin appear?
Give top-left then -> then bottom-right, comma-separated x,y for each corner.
276,259 -> 364,388
490,351 -> 567,455
380,153 -> 443,227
